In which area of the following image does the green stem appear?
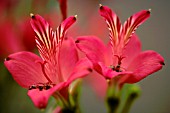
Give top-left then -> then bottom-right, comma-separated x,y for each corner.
119,84 -> 141,113
121,91 -> 139,113
53,91 -> 69,108
106,79 -> 120,113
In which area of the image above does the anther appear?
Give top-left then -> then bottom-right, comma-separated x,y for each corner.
74,15 -> 77,20
38,86 -> 44,91
45,85 -> 51,90
28,85 -> 37,90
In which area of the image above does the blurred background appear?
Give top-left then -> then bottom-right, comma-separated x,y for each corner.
0,0 -> 169,113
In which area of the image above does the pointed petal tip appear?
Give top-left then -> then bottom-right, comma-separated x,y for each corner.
74,15 -> 77,18
4,57 -> 11,61
99,4 -> 103,9
30,13 -> 35,19
148,9 -> 151,13
74,15 -> 77,20
160,61 -> 165,65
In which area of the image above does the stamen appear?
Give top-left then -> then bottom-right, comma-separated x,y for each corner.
110,55 -> 126,72
114,55 -> 125,65
28,85 -> 37,90
28,83 -> 54,91
38,86 -> 44,91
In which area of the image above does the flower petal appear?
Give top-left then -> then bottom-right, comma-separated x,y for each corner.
67,58 -> 92,85
30,14 -> 76,83
60,37 -> 78,81
30,14 -> 76,61
122,9 -> 150,44
122,34 -> 141,68
4,51 -> 47,88
99,5 -> 122,46
120,50 -> 164,84
57,16 -> 77,44
28,82 -> 65,109
76,36 -> 109,66
30,14 -> 55,62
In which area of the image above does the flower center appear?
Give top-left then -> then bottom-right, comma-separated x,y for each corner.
110,55 -> 125,72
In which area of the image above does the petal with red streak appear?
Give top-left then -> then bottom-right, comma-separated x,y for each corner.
4,51 -> 47,88
122,9 -> 150,44
30,14 -> 55,62
99,5 -> 122,46
57,16 -> 77,44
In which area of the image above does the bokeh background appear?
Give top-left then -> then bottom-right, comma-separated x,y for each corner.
0,0 -> 169,113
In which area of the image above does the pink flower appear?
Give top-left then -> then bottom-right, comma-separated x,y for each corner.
4,14 -> 91,109
76,5 -> 164,85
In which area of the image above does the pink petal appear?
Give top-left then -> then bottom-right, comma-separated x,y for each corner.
60,37 -> 78,81
76,36 -> 109,66
30,14 -> 76,62
58,16 -> 77,44
4,51 -> 47,88
28,82 -> 65,109
120,50 -> 164,84
67,58 -> 92,85
122,9 -> 150,44
58,0 -> 67,20
30,14 -> 76,83
122,34 -> 141,68
30,14 -> 55,62
99,5 -> 122,46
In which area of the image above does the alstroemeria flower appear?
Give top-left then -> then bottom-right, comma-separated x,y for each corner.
76,5 -> 164,85
4,14 -> 91,109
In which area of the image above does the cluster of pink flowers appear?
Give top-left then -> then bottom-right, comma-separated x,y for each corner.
4,1 -> 164,112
